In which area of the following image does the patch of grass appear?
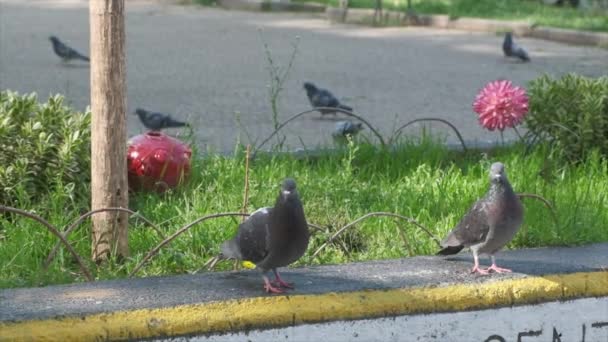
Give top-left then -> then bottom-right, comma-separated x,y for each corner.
1,139 -> 607,289
312,0 -> 608,32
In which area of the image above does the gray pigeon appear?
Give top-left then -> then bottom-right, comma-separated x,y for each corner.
502,32 -> 530,62
134,108 -> 189,131
221,178 -> 310,293
437,162 -> 524,274
303,82 -> 353,116
332,120 -> 364,140
49,36 -> 90,62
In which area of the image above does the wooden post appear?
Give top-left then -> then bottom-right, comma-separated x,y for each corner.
89,0 -> 129,262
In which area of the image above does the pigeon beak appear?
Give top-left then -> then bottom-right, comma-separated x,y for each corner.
282,190 -> 292,200
492,173 -> 503,181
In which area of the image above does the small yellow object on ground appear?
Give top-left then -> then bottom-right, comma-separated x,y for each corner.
242,261 -> 257,269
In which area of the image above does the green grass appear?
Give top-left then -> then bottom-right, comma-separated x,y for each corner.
1,139 -> 608,289
305,0 -> 608,32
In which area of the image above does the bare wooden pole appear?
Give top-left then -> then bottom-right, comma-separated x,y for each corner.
89,0 -> 129,262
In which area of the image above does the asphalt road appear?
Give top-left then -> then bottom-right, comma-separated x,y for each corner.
1,243 -> 606,322
1,0 -> 607,153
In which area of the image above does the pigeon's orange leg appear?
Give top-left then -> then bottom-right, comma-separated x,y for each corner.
272,269 -> 294,289
470,250 -> 489,275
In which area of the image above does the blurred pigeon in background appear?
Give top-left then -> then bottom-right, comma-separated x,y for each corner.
437,162 -> 524,275
134,108 -> 189,131
303,82 -> 353,116
502,32 -> 530,62
220,178 -> 310,293
332,120 -> 364,139
49,36 -> 89,62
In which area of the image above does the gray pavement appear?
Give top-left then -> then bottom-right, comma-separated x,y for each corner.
1,243 -> 606,322
1,0 -> 608,153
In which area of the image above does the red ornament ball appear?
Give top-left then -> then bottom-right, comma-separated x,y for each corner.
127,131 -> 192,192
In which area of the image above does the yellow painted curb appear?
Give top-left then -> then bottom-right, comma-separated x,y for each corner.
1,271 -> 606,342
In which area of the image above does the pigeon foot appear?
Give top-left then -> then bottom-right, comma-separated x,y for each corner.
487,264 -> 512,273
470,265 -> 489,275
272,271 -> 294,289
272,278 -> 294,289
263,278 -> 284,294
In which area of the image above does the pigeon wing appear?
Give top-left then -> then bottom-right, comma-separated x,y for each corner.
144,112 -> 166,130
54,41 -> 73,58
513,45 -> 530,61
442,199 -> 489,249
234,207 -> 273,264
311,92 -> 328,107
59,41 -> 83,60
321,90 -> 340,107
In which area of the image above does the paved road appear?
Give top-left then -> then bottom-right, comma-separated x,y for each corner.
1,243 -> 606,321
1,0 -> 607,153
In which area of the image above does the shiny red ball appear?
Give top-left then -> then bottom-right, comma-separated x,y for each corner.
127,132 -> 192,192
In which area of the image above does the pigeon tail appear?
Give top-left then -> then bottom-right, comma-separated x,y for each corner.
165,118 -> 189,128
78,54 -> 90,62
436,245 -> 464,256
220,239 -> 242,260
337,104 -> 353,112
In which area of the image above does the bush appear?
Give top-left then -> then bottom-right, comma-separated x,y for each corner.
525,74 -> 608,162
0,91 -> 91,207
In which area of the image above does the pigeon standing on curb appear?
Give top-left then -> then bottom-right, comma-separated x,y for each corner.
134,108 -> 189,131
502,32 -> 530,62
303,82 -> 353,116
220,178 -> 310,293
49,36 -> 90,63
437,162 -> 524,275
332,120 -> 364,139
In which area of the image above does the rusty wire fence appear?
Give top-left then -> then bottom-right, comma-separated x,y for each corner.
1,193 -> 556,282
0,107 -> 558,283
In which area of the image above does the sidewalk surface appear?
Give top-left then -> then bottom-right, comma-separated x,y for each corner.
1,243 -> 606,340
1,0 -> 608,152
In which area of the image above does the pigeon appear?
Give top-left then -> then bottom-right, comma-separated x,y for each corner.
49,36 -> 90,62
502,32 -> 530,62
332,120 -> 364,139
437,162 -> 524,275
303,82 -> 353,116
220,178 -> 310,293
134,108 -> 189,131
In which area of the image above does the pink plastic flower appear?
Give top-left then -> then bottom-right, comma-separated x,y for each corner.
473,80 -> 529,131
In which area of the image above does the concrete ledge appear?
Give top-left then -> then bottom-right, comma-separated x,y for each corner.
326,7 -> 533,33
326,7 -> 406,25
326,7 -> 608,47
1,272 -> 606,341
408,14 -> 533,35
529,25 -> 608,46
1,243 -> 607,341
218,0 -> 325,12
